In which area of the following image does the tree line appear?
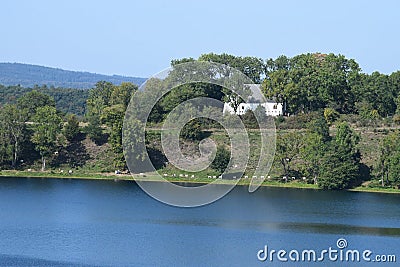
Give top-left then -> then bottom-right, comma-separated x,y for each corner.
1,52 -> 400,190
0,84 -> 88,116
0,82 -> 137,171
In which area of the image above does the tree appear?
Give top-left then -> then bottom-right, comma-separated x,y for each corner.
102,104 -> 126,168
376,132 -> 400,186
318,147 -> 360,189
300,133 -> 326,184
180,119 -> 203,141
354,72 -> 396,117
85,115 -> 103,144
0,118 -> 12,167
87,81 -> 115,117
122,118 -> 146,170
334,122 -> 360,159
306,115 -> 331,142
318,122 -> 361,189
222,75 -> 251,114
0,104 -> 28,168
263,53 -> 360,114
275,132 -> 303,177
110,82 -> 137,108
17,90 -> 55,118
31,106 -> 63,171
210,145 -> 230,173
64,114 -> 80,142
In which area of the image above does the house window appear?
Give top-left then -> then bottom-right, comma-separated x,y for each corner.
242,106 -> 245,110
273,104 -> 277,109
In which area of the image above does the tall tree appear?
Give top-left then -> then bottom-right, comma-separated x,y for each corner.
110,82 -> 138,108
0,104 -> 28,168
17,90 -> 55,118
376,132 -> 400,186
318,122 -> 361,189
31,106 -> 63,171
63,114 -> 80,142
275,132 -> 303,177
101,104 -> 126,168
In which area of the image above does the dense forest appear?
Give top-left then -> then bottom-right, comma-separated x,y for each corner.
0,84 -> 88,116
1,52 -> 400,191
0,63 -> 146,89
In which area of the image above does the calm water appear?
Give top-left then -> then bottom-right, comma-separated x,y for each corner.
0,177 -> 399,266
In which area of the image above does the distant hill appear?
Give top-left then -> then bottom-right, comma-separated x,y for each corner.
0,63 -> 146,89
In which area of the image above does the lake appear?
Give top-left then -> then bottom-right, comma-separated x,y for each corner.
0,177 -> 399,266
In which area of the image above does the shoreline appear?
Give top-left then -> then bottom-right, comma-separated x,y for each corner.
1,170 -> 399,194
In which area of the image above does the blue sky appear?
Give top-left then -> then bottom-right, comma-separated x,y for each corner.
1,0 -> 399,77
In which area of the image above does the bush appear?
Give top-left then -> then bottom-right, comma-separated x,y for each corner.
278,111 -> 322,130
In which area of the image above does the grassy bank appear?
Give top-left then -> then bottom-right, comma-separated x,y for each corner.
2,170 -> 400,194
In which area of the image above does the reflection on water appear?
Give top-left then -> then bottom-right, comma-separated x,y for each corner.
0,178 -> 399,266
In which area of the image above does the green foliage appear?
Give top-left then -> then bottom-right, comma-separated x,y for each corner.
307,114 -> 331,142
335,122 -> 360,159
318,146 -> 360,189
198,53 -> 265,83
110,82 -> 137,108
31,106 -> 64,171
87,81 -> 115,117
263,53 -> 359,114
376,131 -> 400,186
64,115 -> 80,141
102,104 -> 126,168
123,118 -> 146,168
180,120 -> 203,141
85,115 -> 103,144
275,132 -> 304,176
0,104 -> 28,168
300,133 -> 326,184
318,122 -> 361,189
354,72 -> 397,117
324,108 -> 339,125
17,90 -> 55,118
210,145 -> 230,173
0,84 -> 88,116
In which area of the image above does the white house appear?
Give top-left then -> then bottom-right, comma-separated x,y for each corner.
223,84 -> 283,117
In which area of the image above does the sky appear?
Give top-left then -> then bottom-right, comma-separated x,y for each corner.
1,0 -> 399,78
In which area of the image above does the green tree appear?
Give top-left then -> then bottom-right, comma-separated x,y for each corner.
122,118 -> 146,170
0,117 -> 13,167
31,106 -> 63,171
110,82 -> 137,108
263,53 -> 360,114
210,145 -> 230,173
87,81 -> 115,117
376,132 -> 400,186
102,104 -> 126,168
318,122 -> 361,189
318,147 -> 360,189
354,72 -> 396,117
17,90 -> 55,118
180,119 -> 203,141
64,114 -> 80,142
0,104 -> 28,168
306,115 -> 331,142
275,132 -> 303,177
85,115 -> 103,144
300,133 -> 325,184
